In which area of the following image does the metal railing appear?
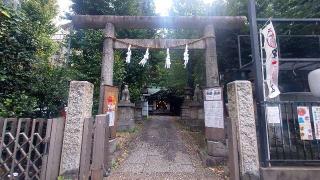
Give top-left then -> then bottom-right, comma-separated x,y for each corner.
238,35 -> 320,70
263,101 -> 320,165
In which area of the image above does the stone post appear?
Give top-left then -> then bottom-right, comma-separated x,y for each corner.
180,87 -> 192,125
60,81 -> 94,177
117,102 -> 135,131
227,81 -> 260,180
204,24 -> 219,87
189,101 -> 203,132
98,23 -> 115,114
117,86 -> 135,131
134,100 -> 143,122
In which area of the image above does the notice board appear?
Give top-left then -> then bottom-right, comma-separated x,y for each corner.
203,87 -> 224,128
103,85 -> 119,139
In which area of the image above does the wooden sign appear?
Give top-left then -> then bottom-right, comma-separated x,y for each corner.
103,85 -> 119,139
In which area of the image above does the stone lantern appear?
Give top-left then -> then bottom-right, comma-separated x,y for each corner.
308,69 -> 320,97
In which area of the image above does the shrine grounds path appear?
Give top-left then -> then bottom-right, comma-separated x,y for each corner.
108,116 -> 221,180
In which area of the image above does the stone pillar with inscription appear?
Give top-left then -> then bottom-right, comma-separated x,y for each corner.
227,81 -> 260,180
60,81 -> 94,178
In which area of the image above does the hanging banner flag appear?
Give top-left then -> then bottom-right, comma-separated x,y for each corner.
261,21 -> 280,99
297,106 -> 313,140
312,106 -> 320,139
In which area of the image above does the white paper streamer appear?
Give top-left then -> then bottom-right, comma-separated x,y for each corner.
183,44 -> 189,68
139,48 -> 149,67
125,45 -> 131,63
165,48 -> 171,69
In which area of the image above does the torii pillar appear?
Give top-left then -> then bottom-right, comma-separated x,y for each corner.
98,23 -> 118,153
98,23 -> 115,114
204,24 -> 226,164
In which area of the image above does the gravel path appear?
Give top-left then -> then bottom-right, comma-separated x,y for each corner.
108,116 -> 221,180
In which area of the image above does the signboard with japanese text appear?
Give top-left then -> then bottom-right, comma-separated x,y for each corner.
203,87 -> 224,128
266,105 -> 281,124
204,87 -> 222,101
297,106 -> 313,140
204,101 -> 224,128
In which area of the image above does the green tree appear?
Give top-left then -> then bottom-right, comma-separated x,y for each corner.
0,1 -> 69,118
70,0 -> 157,113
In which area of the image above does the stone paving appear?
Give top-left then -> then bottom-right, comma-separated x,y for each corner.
108,116 -> 220,179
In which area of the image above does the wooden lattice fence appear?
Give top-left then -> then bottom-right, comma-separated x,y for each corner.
0,117 -> 65,180
0,114 -> 111,180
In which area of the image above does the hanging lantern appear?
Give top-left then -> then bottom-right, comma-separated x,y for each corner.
308,69 -> 320,97
183,44 -> 189,68
139,48 -> 149,67
165,48 -> 171,69
125,45 -> 131,63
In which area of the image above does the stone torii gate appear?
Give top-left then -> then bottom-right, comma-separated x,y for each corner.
72,15 -> 245,162
73,15 -> 245,108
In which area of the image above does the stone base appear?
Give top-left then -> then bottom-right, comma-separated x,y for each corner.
207,140 -> 227,157
188,118 -> 205,132
200,150 -> 225,166
186,101 -> 204,132
260,167 -> 320,180
109,138 -> 117,154
117,120 -> 135,131
118,102 -> 135,131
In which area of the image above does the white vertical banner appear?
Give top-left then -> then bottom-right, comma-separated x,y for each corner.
312,106 -> 320,139
261,21 -> 280,99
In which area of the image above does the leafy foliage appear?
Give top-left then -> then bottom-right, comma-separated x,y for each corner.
0,2 -> 69,118
69,0 -> 157,111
